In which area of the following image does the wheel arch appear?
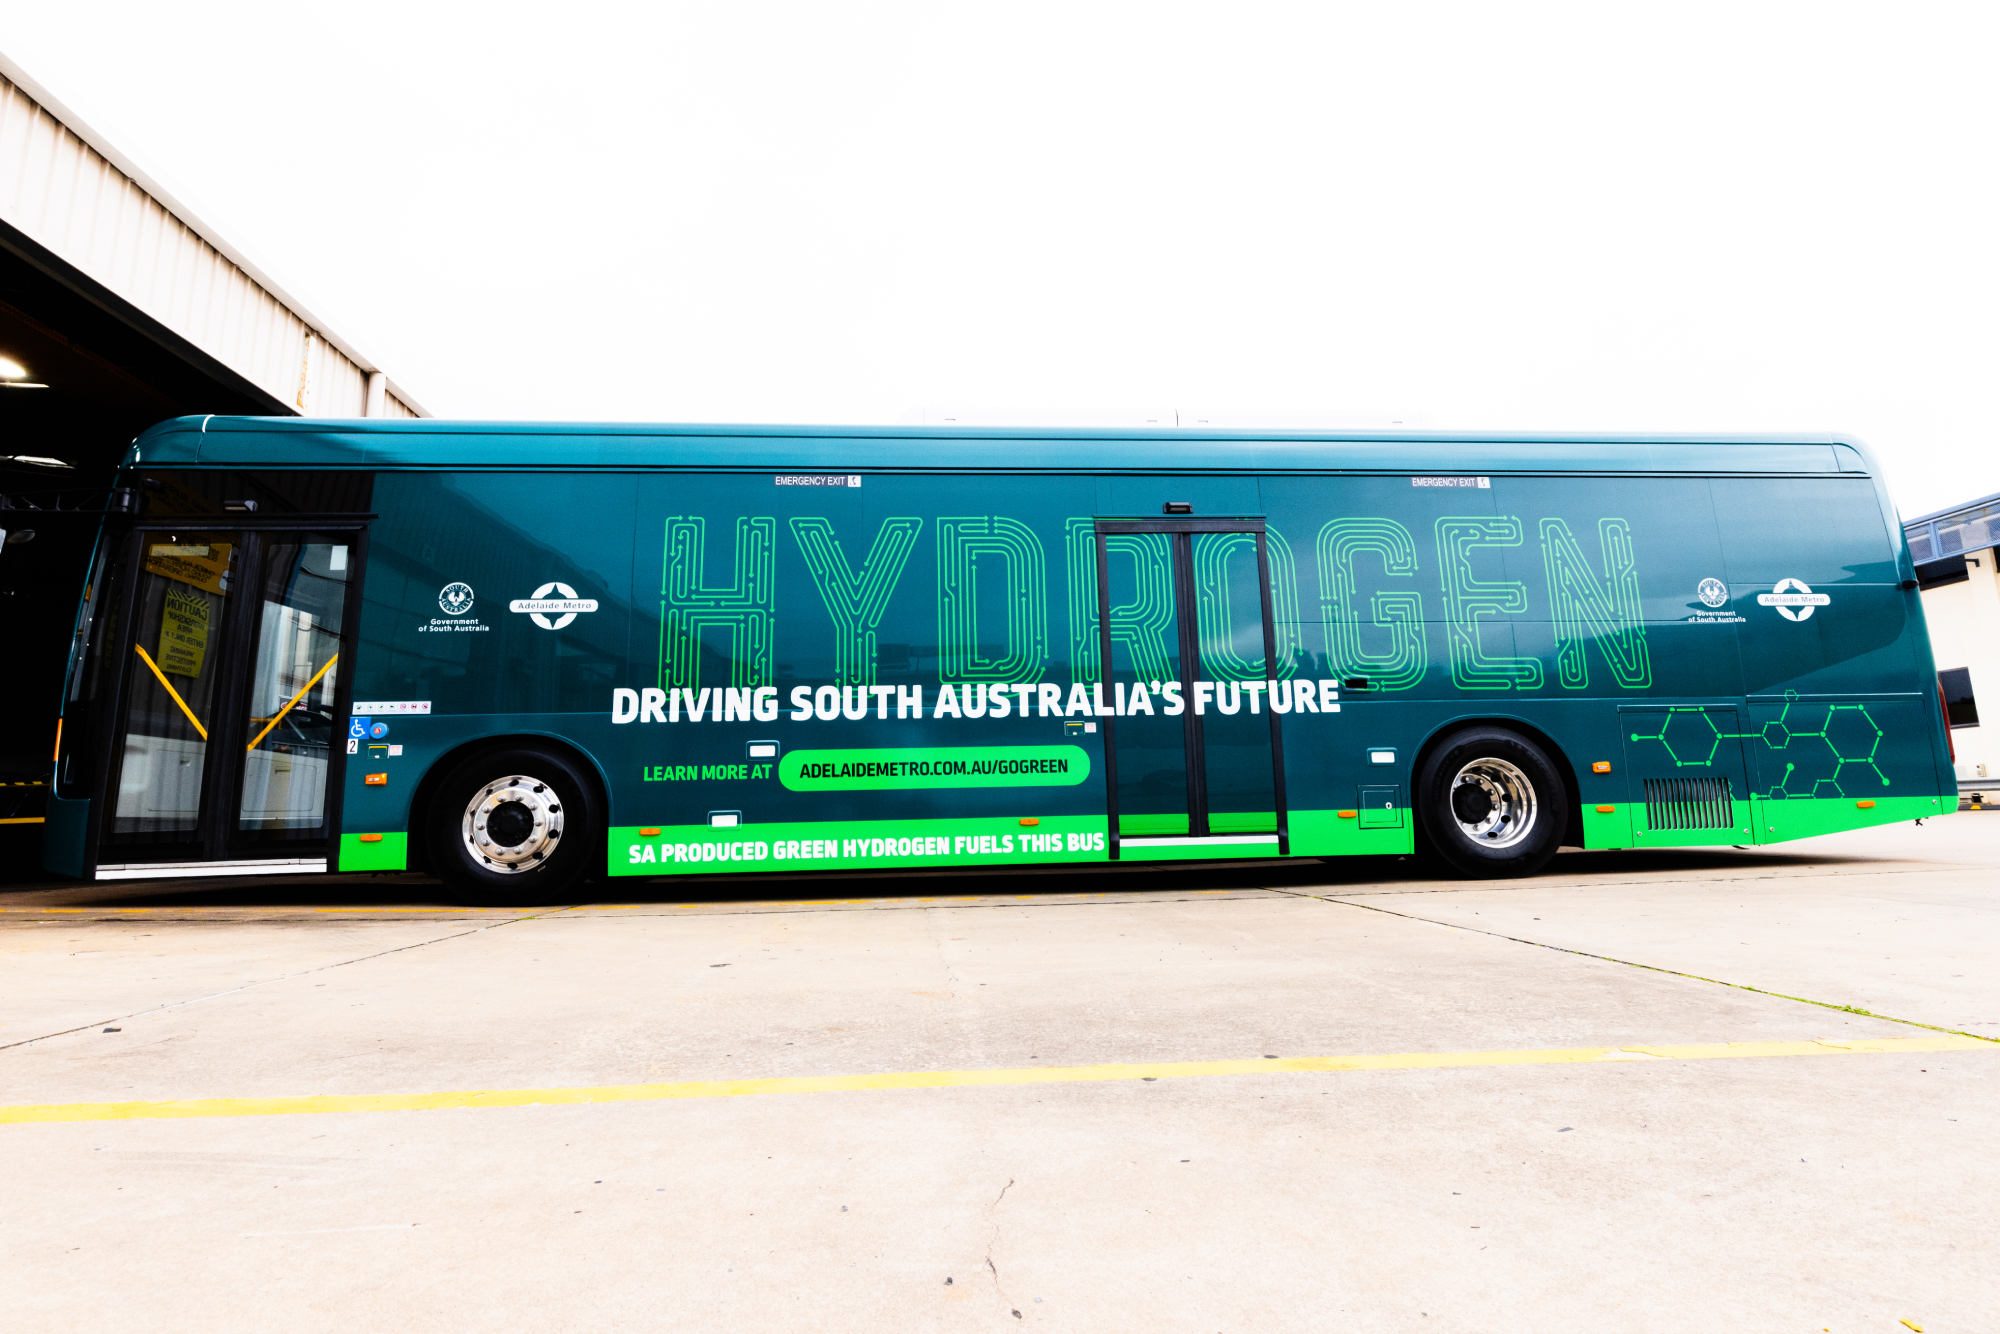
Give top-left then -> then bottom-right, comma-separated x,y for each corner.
405,731 -> 613,874
1407,713 -> 1585,850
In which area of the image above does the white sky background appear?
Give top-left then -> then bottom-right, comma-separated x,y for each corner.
8,2 -> 1998,518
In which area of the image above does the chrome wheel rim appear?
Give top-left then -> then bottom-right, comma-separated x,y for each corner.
462,773 -> 564,873
1448,758 -> 1537,849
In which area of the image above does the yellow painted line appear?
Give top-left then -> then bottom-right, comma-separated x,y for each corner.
0,816 -> 45,825
1,1034 -> 1987,1126
312,908 -> 490,913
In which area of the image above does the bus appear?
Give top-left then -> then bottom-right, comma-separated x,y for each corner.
43,417 -> 1956,903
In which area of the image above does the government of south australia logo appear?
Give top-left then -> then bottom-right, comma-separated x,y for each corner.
1697,577 -> 1728,608
1756,577 -> 1831,622
509,581 -> 599,631
438,582 -> 475,616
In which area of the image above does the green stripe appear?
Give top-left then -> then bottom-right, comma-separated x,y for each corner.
1581,794 -> 1946,849
337,831 -> 407,871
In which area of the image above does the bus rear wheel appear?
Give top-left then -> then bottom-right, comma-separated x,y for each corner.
1416,727 -> 1565,878
427,745 -> 602,906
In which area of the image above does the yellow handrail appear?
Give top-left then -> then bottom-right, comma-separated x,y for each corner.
245,653 -> 338,753
132,645 -> 208,741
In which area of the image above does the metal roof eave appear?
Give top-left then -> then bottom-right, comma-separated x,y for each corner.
1903,489 -> 2000,530
0,52 -> 428,418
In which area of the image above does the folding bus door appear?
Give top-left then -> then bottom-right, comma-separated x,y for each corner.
91,525 -> 363,878
1094,517 -> 1289,860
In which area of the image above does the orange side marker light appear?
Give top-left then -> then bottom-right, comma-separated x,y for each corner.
1018,818 -> 1040,826
1337,810 -> 1358,819
639,828 -> 662,836
358,833 -> 384,843
1595,805 -> 1617,814
364,773 -> 388,786
1591,761 -> 1612,773
1856,799 -> 1876,809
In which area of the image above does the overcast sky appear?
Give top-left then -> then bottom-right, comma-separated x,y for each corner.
10,2 -> 1997,517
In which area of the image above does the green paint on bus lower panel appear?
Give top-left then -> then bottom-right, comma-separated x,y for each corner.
613,815 -> 1111,876
1579,795 -> 1944,850
1752,794 -> 1944,842
1115,837 -> 1282,863
1288,808 -> 1415,857
338,832 -> 408,872
612,809 -> 1407,875
1630,799 -> 1756,848
1580,802 -> 1634,849
1118,811 -> 1281,838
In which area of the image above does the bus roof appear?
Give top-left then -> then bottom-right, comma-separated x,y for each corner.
126,415 -> 1877,478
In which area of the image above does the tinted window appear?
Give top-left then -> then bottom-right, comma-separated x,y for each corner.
1940,667 -> 1979,728
141,471 -> 374,516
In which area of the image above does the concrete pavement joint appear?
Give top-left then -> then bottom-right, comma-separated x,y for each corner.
0,1034 -> 1985,1125
0,910 -> 555,1053
1285,890 -> 2000,1044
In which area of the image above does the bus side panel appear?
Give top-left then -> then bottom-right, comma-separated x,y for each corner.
1258,472 -> 1743,852
612,470 -> 1116,874
1260,470 -> 1947,850
338,459 -> 1951,876
1711,476 -> 1950,837
339,470 -> 642,868
42,791 -> 91,878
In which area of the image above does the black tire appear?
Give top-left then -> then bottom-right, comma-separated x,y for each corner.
425,744 -> 603,906
1415,727 -> 1566,878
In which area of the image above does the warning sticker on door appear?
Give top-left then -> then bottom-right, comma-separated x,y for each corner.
144,542 -> 233,595
156,583 -> 211,677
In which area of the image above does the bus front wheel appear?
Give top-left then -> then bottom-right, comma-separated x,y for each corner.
427,745 -> 603,906
1416,727 -> 1565,878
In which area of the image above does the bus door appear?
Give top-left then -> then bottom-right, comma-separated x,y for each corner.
1094,517 -> 1289,859
87,524 -> 363,877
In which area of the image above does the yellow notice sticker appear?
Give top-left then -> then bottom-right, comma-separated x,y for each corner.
157,583 -> 212,678
144,541 -> 233,595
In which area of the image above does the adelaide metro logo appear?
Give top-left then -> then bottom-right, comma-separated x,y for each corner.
510,581 -> 600,630
1756,577 -> 1832,622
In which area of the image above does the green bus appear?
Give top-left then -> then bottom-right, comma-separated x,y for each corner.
44,417 -> 1956,902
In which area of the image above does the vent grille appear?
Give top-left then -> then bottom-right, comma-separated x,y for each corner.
1643,777 -> 1735,830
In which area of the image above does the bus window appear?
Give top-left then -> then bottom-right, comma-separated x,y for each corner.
1939,667 -> 1979,728
105,534 -> 238,848
1192,530 -> 1281,834
237,540 -> 350,841
1103,532 -> 1189,836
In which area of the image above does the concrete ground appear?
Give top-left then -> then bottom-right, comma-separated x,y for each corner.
3,817 -> 1995,1333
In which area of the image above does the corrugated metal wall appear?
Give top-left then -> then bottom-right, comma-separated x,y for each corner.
0,62 -> 423,418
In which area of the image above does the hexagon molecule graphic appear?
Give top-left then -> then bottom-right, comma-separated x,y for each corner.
1627,708 -> 1730,768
